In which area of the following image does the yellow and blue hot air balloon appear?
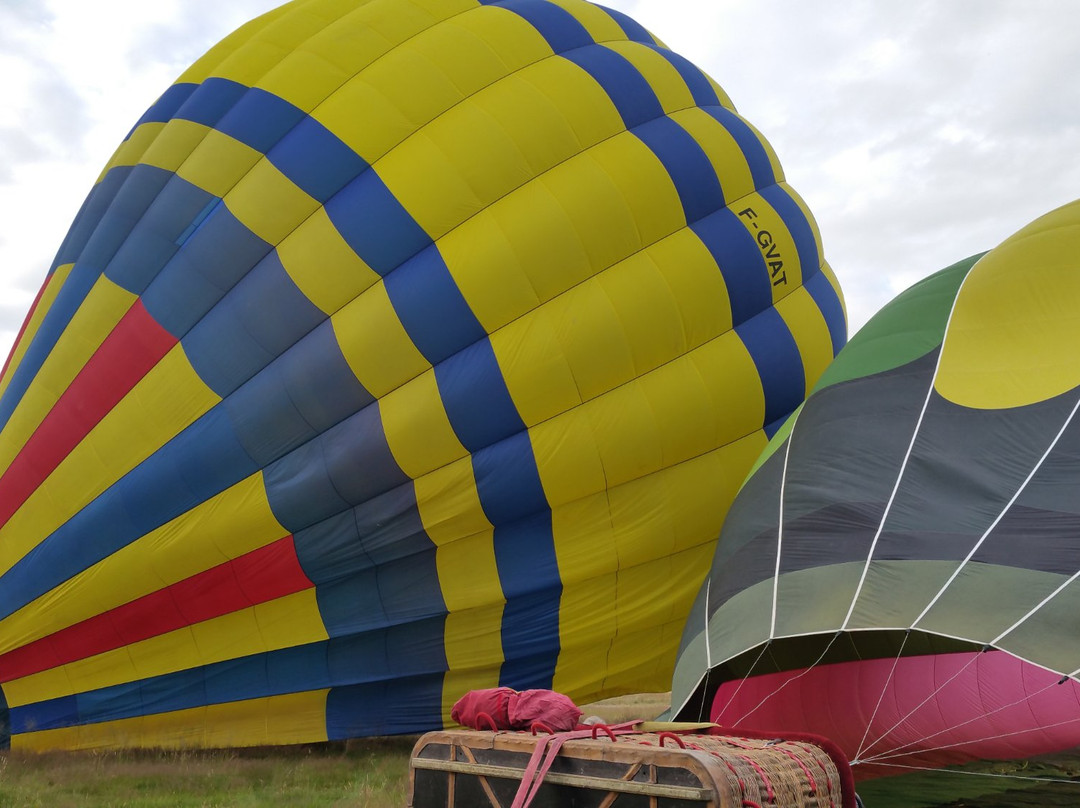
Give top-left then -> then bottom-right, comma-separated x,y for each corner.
0,0 -> 844,750
671,199 -> 1080,782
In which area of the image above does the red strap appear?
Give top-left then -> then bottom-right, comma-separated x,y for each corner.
510,722 -> 643,808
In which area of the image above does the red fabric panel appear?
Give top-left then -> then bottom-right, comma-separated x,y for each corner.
0,535 -> 312,682
0,300 -> 177,528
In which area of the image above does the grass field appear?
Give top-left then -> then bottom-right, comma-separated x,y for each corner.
4,693 -> 1078,807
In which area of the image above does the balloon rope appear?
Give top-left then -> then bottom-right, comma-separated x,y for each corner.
731,631 -> 841,726
852,629 -> 910,762
857,676 -> 1063,764
854,648 -> 987,761
770,416 -> 800,640
910,392 -> 1080,633
856,760 -> 1080,785
838,263 -> 975,632
860,710 -> 1080,766
713,640 -> 773,724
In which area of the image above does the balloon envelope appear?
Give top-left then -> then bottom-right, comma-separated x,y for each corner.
671,199 -> 1080,777
0,0 -> 844,750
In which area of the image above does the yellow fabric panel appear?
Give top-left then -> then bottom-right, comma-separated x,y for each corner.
414,457 -> 493,548
602,41 -> 695,115
257,38 -> 352,114
775,286 -> 835,400
277,208 -> 380,315
0,275 -> 133,480
452,132 -> 683,332
174,127 -> 263,200
669,107 -> 757,206
441,604 -> 504,725
546,133 -> 685,285
333,284 -> 429,398
936,199 -> 1080,409
224,159 -> 320,245
434,530 -> 501,613
376,55 -> 622,241
135,119 -> 213,178
4,590 -> 325,707
311,1 -> 516,162
13,690 -> 329,752
0,263 -> 73,400
489,310 -> 582,429
532,330 -> 766,508
380,371 -> 467,478
97,122 -> 166,181
729,191 -> 803,297
0,343 -> 220,580
707,73 -> 735,111
0,474 -> 287,655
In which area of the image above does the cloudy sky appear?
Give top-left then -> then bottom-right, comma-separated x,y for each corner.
2,0 -> 1078,362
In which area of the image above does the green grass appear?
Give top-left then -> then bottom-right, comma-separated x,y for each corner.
0,739 -> 415,808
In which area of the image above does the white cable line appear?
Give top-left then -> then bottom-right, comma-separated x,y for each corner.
732,631 -> 841,726
994,569 -> 1080,647
770,416 -> 799,639
856,648 -> 987,761
713,641 -> 772,724
857,761 -> 1080,785
853,630 -> 911,762
860,710 -> 1080,765
911,393 -> 1080,631
704,578 -> 713,670
840,264 -> 976,632
859,676 -> 1062,763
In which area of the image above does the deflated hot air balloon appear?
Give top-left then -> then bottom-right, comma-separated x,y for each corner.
671,199 -> 1080,779
0,0 -> 845,750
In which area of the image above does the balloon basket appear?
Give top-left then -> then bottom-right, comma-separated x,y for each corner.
408,725 -> 855,807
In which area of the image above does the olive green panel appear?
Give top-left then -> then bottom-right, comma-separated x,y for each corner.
703,580 -> 774,674
773,561 -> 864,636
917,563 -> 1069,644
997,579 -> 1080,675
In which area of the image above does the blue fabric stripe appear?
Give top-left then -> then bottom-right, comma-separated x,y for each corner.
597,4 -> 656,43
325,168 -> 433,276
804,269 -> 847,357
174,77 -> 249,129
327,673 -> 446,739
644,44 -> 721,108
384,246 -> 487,365
268,115 -> 369,203
759,184 -> 821,283
633,116 -> 724,224
215,86 -> 307,155
106,173 -> 218,294
692,208 -> 772,326
563,45 -> 663,129
435,340 -> 526,452
704,105 -> 776,190
141,202 -> 272,337
470,433 -> 561,689
124,82 -> 198,138
0,406 -> 260,622
480,0 -> 592,52
183,251 -> 328,397
737,308 -> 806,429
0,262 -> 101,433
262,402 -> 409,533
10,622 -> 447,735
51,165 -> 132,270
